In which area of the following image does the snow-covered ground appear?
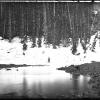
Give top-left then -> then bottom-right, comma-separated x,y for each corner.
0,33 -> 100,69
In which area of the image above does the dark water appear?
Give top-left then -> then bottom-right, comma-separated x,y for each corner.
0,66 -> 91,98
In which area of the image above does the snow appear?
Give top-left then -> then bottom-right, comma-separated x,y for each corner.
0,33 -> 100,68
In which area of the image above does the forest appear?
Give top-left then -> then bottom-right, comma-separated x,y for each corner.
0,2 -> 99,55
0,3 -> 100,98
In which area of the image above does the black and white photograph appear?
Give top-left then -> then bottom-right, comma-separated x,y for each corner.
0,0 -> 100,99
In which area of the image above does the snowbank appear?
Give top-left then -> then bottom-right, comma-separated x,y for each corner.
0,34 -> 100,68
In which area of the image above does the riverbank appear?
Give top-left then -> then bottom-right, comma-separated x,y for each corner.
0,64 -> 50,70
57,61 -> 100,77
57,61 -> 100,98
0,64 -> 32,70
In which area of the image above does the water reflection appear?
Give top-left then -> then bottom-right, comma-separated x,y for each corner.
22,76 -> 28,98
72,74 -> 80,96
0,66 -> 91,98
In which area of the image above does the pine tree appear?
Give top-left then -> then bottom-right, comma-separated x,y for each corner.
8,4 -> 12,42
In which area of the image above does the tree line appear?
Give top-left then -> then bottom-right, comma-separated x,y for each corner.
0,2 -> 98,54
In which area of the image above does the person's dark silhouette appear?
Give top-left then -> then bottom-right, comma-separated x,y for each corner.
23,52 -> 25,55
48,57 -> 50,63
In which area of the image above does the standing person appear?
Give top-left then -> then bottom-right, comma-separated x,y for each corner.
48,57 -> 50,63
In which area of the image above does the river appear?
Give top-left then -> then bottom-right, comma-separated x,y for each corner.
0,66 -> 91,98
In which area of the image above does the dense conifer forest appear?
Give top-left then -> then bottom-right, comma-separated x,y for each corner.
0,2 -> 99,54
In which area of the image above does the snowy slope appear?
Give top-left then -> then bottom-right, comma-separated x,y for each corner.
0,33 -> 100,68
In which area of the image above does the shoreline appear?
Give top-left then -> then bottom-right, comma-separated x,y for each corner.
57,61 -> 100,98
0,64 -> 50,69
57,61 -> 100,77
